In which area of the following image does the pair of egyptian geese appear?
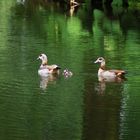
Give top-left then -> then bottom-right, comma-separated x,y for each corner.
38,53 -> 126,81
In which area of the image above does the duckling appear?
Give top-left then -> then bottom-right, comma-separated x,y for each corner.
94,57 -> 126,81
37,53 -> 60,77
63,69 -> 73,78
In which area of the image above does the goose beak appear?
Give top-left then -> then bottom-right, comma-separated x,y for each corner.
94,60 -> 99,63
37,57 -> 40,60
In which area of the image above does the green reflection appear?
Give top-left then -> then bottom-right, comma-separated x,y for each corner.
0,0 -> 140,140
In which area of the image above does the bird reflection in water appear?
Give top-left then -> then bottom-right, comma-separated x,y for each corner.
39,74 -> 58,90
39,69 -> 73,90
95,75 -> 126,94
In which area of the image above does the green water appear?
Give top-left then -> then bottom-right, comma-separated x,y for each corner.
0,1 -> 140,140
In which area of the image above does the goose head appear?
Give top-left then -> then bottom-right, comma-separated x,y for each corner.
37,54 -> 48,65
94,57 -> 106,68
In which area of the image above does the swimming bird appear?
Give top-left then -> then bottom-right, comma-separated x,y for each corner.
94,57 -> 126,82
37,53 -> 61,77
63,69 -> 73,78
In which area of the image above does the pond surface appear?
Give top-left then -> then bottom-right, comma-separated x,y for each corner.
0,1 -> 140,140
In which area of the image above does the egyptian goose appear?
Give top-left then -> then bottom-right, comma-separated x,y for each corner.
37,53 -> 61,77
94,57 -> 126,81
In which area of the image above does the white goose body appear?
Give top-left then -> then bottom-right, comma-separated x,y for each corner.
94,57 -> 126,81
98,68 -> 116,78
38,54 -> 60,77
38,66 -> 52,77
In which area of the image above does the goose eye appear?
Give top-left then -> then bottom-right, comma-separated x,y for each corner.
99,58 -> 102,61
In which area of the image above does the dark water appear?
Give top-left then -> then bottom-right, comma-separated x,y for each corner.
0,0 -> 140,140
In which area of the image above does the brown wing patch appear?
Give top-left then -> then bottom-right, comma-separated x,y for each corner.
109,70 -> 126,74
46,65 -> 60,74
109,70 -> 126,78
